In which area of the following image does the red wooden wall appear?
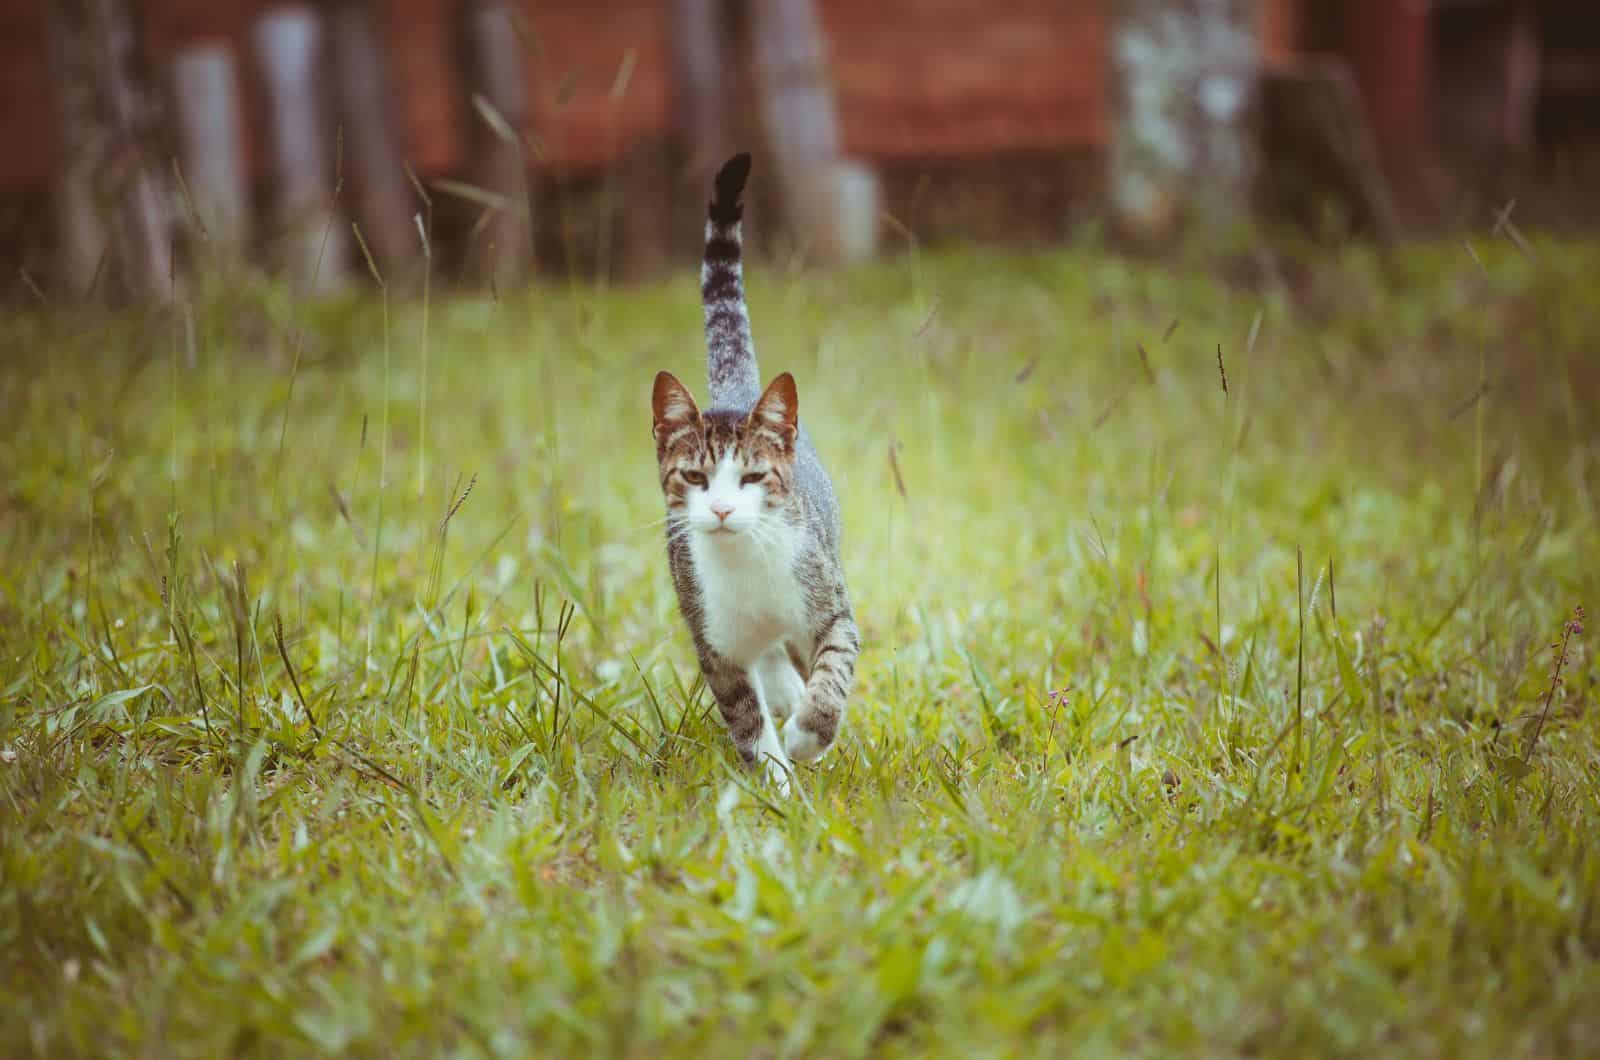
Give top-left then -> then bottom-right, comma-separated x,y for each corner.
0,1 -> 1303,192
1,3 -> 53,189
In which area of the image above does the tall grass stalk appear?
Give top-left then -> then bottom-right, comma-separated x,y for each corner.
1214,341 -> 1230,717
1463,238 -> 1492,715
353,222 -> 390,674
594,48 -> 637,295
274,128 -> 345,517
170,241 -> 181,514
1294,546 -> 1304,777
408,163 -> 434,501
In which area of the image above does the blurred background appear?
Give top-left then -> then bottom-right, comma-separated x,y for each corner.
4,0 -> 1600,302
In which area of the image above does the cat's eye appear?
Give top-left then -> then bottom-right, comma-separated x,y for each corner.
740,472 -> 766,487
680,470 -> 708,487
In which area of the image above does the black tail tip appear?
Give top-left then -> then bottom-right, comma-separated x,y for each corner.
709,152 -> 752,223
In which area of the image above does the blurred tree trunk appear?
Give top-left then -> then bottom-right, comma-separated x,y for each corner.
47,0 -> 176,301
460,0 -> 532,287
1109,0 -> 1260,243
748,0 -> 878,263
331,0 -> 418,284
251,5 -> 349,295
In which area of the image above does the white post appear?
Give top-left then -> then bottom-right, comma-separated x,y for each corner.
168,44 -> 251,252
1109,0 -> 1260,242
251,5 -> 349,294
748,0 -> 877,264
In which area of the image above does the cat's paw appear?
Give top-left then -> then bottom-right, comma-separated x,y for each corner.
783,719 -> 827,763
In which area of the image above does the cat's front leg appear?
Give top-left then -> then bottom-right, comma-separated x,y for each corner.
700,651 -> 792,793
785,607 -> 859,762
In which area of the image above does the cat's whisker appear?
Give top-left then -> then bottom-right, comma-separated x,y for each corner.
745,521 -> 781,563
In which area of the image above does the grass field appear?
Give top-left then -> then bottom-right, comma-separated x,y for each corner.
2,235 -> 1598,1058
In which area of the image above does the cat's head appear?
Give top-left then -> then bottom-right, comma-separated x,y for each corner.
650,371 -> 799,538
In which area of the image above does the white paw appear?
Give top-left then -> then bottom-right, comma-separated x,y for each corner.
783,720 -> 826,762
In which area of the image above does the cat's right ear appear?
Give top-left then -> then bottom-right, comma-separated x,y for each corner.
749,372 -> 798,451
652,371 -> 702,441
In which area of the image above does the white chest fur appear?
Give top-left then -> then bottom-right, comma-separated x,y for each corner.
689,526 -> 807,667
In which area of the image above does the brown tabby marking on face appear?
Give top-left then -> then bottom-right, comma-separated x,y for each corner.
652,371 -> 799,512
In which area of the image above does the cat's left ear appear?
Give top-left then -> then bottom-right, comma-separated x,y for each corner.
749,372 -> 799,450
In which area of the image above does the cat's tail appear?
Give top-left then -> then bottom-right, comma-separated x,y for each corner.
702,153 -> 761,410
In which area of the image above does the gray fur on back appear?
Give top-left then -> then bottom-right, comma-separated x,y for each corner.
788,429 -> 841,557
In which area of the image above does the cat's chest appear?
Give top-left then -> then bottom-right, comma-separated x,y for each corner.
689,534 -> 807,665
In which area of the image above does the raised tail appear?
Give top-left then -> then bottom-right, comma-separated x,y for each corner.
703,153 -> 761,410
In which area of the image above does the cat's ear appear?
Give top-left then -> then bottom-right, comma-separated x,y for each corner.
749,372 -> 798,449
652,371 -> 701,439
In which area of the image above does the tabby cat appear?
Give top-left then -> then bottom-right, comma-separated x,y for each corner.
650,153 -> 859,792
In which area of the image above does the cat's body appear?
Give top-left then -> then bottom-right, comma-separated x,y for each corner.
651,154 -> 858,790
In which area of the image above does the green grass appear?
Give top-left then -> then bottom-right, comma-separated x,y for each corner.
2,236 -> 1598,1058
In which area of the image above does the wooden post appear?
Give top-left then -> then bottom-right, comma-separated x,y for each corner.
670,0 -> 738,259
45,0 -> 108,297
673,0 -> 734,179
748,0 -> 878,263
168,43 -> 251,254
460,0 -> 532,286
251,5 -> 349,295
1503,1 -> 1541,156
1260,58 -> 1398,240
616,139 -> 675,280
93,0 -> 177,300
1345,0 -> 1432,206
1432,0 -> 1540,191
330,1 -> 417,283
1109,0 -> 1260,243
56,0 -> 177,301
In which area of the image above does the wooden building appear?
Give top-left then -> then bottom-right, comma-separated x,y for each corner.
4,1 -> 1309,194
6,0 -> 1598,287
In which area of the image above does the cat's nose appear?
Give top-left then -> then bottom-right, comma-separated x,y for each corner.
710,504 -> 734,523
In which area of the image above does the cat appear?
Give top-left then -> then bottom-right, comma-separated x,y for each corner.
650,153 -> 859,793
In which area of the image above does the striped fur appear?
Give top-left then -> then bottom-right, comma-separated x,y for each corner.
703,153 -> 761,411
649,154 -> 859,791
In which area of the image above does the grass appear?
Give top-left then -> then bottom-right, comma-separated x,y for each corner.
2,234 -> 1598,1058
